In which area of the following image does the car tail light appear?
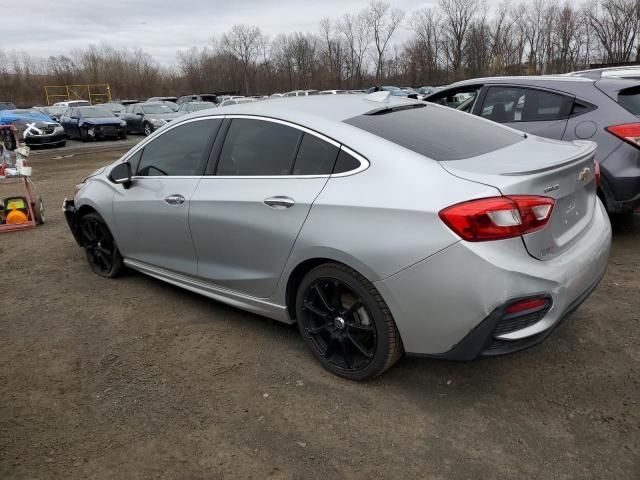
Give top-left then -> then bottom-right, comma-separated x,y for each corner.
505,297 -> 548,314
605,123 -> 640,149
594,160 -> 601,187
439,195 -> 555,242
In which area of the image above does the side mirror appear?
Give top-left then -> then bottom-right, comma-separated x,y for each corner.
136,112 -> 144,116
108,162 -> 132,189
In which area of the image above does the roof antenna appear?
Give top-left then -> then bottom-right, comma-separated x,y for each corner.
364,91 -> 391,103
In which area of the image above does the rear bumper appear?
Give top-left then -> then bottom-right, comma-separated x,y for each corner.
426,270 -> 604,360
62,198 -> 84,246
375,198 -> 612,356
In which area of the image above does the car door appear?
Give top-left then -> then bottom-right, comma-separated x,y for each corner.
112,118 -> 222,274
477,85 -> 574,140
189,117 -> 340,298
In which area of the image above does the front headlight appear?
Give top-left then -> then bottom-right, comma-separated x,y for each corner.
120,121 -> 126,127
150,119 -> 166,126
54,125 -> 64,134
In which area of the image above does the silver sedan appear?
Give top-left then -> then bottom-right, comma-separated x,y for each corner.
63,93 -> 611,380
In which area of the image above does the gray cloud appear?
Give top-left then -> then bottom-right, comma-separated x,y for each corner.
5,0 -> 450,65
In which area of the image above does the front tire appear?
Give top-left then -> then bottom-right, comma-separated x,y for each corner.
295,263 -> 403,381
143,123 -> 154,136
79,212 -> 123,278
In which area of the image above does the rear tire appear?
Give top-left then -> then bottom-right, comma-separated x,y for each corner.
79,212 -> 123,278
295,263 -> 403,381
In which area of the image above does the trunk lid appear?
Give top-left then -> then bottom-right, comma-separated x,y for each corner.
440,135 -> 598,260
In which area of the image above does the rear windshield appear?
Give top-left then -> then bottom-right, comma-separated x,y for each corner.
618,86 -> 640,115
344,104 -> 524,161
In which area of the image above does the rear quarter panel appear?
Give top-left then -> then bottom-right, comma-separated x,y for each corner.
270,132 -> 501,305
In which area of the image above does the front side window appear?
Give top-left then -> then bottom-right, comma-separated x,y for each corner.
136,119 -> 221,176
292,133 -> 339,175
428,86 -> 481,109
480,87 -> 572,122
216,119 -> 302,176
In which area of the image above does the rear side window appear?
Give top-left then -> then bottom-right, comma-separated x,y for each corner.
618,86 -> 640,115
344,105 -> 523,161
137,119 -> 221,176
480,87 -> 572,122
292,133 -> 339,175
217,119 -> 302,175
333,150 -> 361,173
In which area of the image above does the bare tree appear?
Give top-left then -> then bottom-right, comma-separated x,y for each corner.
338,11 -> 371,87
319,18 -> 345,88
586,0 -> 640,63
364,1 -> 405,81
221,25 -> 264,94
439,0 -> 483,79
409,7 -> 442,83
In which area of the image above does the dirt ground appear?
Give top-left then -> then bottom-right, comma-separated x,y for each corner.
1,143 -> 639,479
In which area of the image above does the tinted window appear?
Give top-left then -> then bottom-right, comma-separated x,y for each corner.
428,86 -> 481,109
137,119 -> 221,176
344,106 -> 523,161
333,150 -> 361,174
481,87 -> 572,122
216,119 -> 302,175
292,133 -> 339,175
618,86 -> 640,115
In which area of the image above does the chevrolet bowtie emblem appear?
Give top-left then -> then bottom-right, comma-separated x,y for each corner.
578,167 -> 591,182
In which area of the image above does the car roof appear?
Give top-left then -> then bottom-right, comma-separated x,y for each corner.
448,75 -> 595,87
190,94 -> 422,145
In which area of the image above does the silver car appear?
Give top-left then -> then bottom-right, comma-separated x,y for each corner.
63,94 -> 611,380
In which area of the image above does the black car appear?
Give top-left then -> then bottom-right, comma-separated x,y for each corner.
0,109 -> 66,148
59,106 -> 127,141
120,102 -> 181,136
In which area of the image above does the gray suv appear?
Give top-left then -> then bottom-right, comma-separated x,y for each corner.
427,76 -> 640,214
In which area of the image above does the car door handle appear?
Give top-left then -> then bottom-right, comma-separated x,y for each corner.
264,196 -> 295,209
164,194 -> 185,206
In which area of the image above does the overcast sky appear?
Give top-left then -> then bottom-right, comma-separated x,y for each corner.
1,0 -> 470,65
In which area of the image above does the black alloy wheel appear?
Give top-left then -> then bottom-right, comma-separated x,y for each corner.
296,263 -> 402,380
79,212 -> 123,278
143,123 -> 153,136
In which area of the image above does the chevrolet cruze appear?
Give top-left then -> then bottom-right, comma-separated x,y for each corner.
63,93 -> 611,380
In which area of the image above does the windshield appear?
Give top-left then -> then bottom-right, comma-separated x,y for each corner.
79,107 -> 114,118
104,104 -> 124,113
44,106 -> 66,115
618,86 -> 640,115
344,104 -> 523,161
142,105 -> 174,114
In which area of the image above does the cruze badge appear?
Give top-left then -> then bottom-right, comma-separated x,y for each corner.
578,167 -> 591,182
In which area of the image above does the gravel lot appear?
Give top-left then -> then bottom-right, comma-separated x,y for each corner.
1,144 -> 639,479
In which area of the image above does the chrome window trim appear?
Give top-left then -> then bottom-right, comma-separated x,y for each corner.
331,146 -> 370,178
118,113 -> 370,179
